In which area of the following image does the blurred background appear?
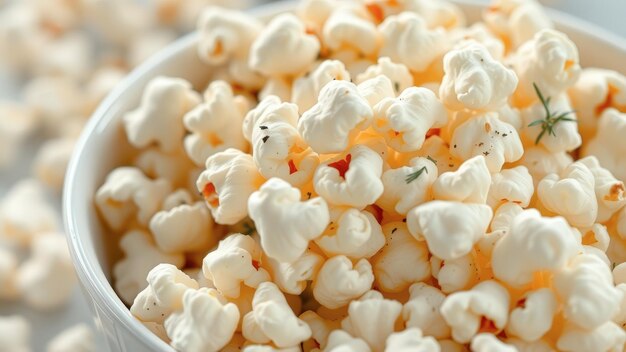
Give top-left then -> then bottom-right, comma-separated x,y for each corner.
0,0 -> 625,351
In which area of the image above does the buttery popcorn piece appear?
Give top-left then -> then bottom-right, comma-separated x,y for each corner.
384,328 -> 440,352
47,324 -> 94,352
324,330 -> 371,352
433,155 -> 491,204
520,94 -> 581,153
356,57 -> 413,95
471,333 -> 517,352
299,310 -> 340,349
578,156 -> 626,223
486,165 -> 534,208
32,137 -> 76,191
557,321 -> 626,352
292,60 -> 351,113
313,256 -> 374,309
242,95 -> 299,143
341,295 -> 403,352
431,253 -> 479,294
378,156 -> 438,215
505,288 -> 558,342
266,250 -> 324,295
322,5 -> 380,56
403,282 -> 450,339
483,0 -> 552,49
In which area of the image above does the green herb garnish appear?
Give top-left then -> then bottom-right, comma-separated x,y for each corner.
406,166 -> 428,184
527,83 -> 576,145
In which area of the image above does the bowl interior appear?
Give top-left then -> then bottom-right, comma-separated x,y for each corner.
64,0 -> 626,351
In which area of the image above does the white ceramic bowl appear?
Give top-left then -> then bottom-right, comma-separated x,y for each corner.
64,1 -> 626,351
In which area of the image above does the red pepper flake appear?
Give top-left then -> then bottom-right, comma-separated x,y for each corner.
425,128 -> 440,139
288,159 -> 298,175
479,316 -> 499,333
252,260 -> 260,271
328,153 -> 352,179
370,204 -> 383,224
516,298 -> 527,309
365,3 -> 384,23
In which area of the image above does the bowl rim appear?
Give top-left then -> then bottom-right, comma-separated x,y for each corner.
63,1 -> 626,351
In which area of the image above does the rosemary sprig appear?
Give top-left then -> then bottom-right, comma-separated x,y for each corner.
406,166 -> 428,184
427,155 -> 437,165
528,83 -> 576,145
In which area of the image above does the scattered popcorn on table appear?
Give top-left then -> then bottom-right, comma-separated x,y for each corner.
47,324 -> 95,352
0,315 -> 31,352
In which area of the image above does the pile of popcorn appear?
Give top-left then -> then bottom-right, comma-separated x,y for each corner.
93,0 -> 626,351
0,0 -> 246,350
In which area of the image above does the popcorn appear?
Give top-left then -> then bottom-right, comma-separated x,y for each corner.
131,264 -> 199,324
322,4 -> 380,56
0,246 -> 18,300
329,49 -> 375,79
292,60 -> 351,113
266,251 -> 324,295
298,80 -> 373,154
341,295 -> 403,351
490,202 -> 524,232
371,223 -> 430,293
0,101 -> 38,168
197,6 -> 262,65
451,23 -> 505,61
32,137 -> 76,191
578,156 -> 626,223
373,86 -> 447,152
249,14 -> 320,76
243,95 -> 299,143
315,208 -> 385,259
403,283 -> 450,339
47,324 -> 94,352
450,112 -> 524,172
440,42 -> 518,112
248,178 -> 329,263
325,330 -> 371,352
259,77 -> 292,103
440,280 -> 510,343
296,0 -> 334,33
431,253 -> 479,294
492,209 -> 580,288
113,230 -> 185,305
520,94 -> 581,153
356,57 -> 413,95
515,145 -> 572,187
537,161 -> 598,228
0,179 -> 58,246
505,288 -> 558,342
242,282 -> 312,348
134,148 -> 195,188
35,32 -> 93,81
202,234 -> 270,299
384,328 -> 440,351
378,156 -> 438,215
165,288 -> 240,352
512,29 -> 581,107
313,256 -> 374,309
16,233 -> 76,310
95,167 -> 171,231
433,155 -> 491,204
584,108 -> 626,183
406,0 -> 466,30
183,80 -> 249,166
196,148 -> 263,225
123,76 -> 201,152
0,315 -> 30,352
483,0 -> 552,49
506,338 -> 553,352
357,75 -> 396,110
557,321 -> 626,352
379,12 -> 447,73
554,253 -> 623,330
471,334 -> 517,352
299,311 -> 340,349
486,165 -> 534,208
407,200 -> 492,261
313,145 -> 383,208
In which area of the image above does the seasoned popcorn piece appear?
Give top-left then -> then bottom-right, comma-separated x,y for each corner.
196,148 -> 263,225
47,324 -> 94,352
486,166 -> 534,208
298,80 -> 373,154
183,80 -> 249,166
515,145 -> 572,187
134,148 -> 195,190
471,334 -> 517,352
248,178 -> 329,263
341,295 -> 403,352
322,4 -> 380,57
492,209 -> 580,288
555,253 -> 623,330
384,328 -> 440,351
165,287 -> 240,352
313,255 -> 374,309
440,280 -> 510,344
584,108 -> 626,183
440,42 -> 518,112
403,283 -> 450,339
131,264 -> 199,325
356,57 -> 413,95
123,76 -> 201,152
243,95 -> 299,143
17,233 -> 76,310
315,208 -> 385,259
299,311 -> 341,349
243,282 -> 312,348
568,68 -> 626,140
0,315 -> 30,352
314,145 -> 383,209
95,167 -> 171,231
378,156 -> 438,215
371,223 -> 430,293
512,29 -> 581,107
578,156 -> 626,223
250,14 -> 320,76
325,329 -> 371,352
32,137 -> 75,191
450,112 -> 524,172
292,60 -> 351,113
434,155 -> 491,204
373,86 -> 447,152
407,200 -> 492,261
520,94 -> 581,153
113,230 -> 184,305
197,6 -> 262,65
483,0 -> 552,49
267,251 -> 324,295
431,253 -> 480,294
202,234 -> 270,299
505,288 -> 558,342
537,161 -> 598,228
379,12 -> 447,73
406,135 -> 462,174
0,179 -> 58,246
557,321 -> 626,352
490,202 -> 524,233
